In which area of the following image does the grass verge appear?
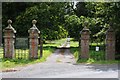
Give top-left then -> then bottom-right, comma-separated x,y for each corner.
0,38 -> 67,70
70,38 -> 120,64
1,46 -> 54,70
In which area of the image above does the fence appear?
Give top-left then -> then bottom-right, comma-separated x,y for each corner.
15,37 -> 29,59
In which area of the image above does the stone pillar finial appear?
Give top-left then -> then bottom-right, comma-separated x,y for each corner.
7,19 -> 12,28
7,19 -> 12,24
32,19 -> 37,27
84,21 -> 88,29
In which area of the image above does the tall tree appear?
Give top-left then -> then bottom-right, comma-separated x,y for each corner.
2,2 -> 72,40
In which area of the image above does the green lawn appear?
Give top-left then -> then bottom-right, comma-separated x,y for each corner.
44,38 -> 67,48
1,48 -> 54,70
1,38 -> 67,70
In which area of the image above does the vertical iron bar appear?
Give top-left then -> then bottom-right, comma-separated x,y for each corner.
18,49 -> 20,59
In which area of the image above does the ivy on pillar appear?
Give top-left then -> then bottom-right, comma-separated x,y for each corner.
28,20 -> 40,59
80,22 -> 91,59
105,26 -> 115,60
3,19 -> 16,58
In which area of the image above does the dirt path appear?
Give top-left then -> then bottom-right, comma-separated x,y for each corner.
45,49 -> 75,63
45,41 -> 75,64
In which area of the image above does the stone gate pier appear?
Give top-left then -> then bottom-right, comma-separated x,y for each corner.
28,20 -> 40,59
3,20 -> 16,58
106,26 -> 115,60
80,23 -> 91,59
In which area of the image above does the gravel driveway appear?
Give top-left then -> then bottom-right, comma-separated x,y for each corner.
2,42 -> 119,78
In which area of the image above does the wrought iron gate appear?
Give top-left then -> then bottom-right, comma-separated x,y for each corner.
15,37 -> 29,59
89,37 -> 105,61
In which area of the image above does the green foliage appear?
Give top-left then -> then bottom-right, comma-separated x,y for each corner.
64,15 -> 82,39
76,2 -> 88,17
87,58 -> 95,63
70,40 -> 119,63
75,2 -> 120,55
70,40 -> 117,63
2,2 -> 120,55
2,2 -> 70,40
90,50 -> 105,60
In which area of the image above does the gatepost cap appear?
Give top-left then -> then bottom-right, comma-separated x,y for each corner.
7,19 -> 12,24
32,19 -> 37,25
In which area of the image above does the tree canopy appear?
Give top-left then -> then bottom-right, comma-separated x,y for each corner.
2,2 -> 120,53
